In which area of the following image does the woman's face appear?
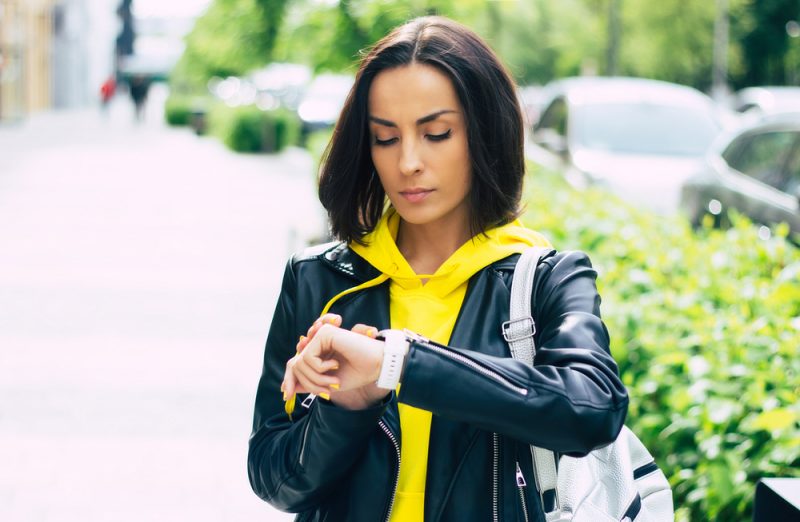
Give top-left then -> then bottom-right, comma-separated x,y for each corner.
368,63 -> 472,236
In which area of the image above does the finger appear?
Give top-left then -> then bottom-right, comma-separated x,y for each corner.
351,323 -> 379,338
294,363 -> 339,395
295,356 -> 341,387
296,335 -> 308,354
320,313 -> 342,326
283,356 -> 299,400
294,353 -> 340,389
307,314 -> 342,339
302,348 -> 340,374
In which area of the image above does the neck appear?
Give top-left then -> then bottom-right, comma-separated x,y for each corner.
396,218 -> 471,276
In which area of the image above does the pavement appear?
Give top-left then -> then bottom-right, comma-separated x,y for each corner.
0,87 -> 324,521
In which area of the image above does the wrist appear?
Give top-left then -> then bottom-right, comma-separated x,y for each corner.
330,384 -> 390,410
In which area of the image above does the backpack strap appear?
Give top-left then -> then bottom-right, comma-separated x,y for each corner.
506,246 -> 561,516
503,246 -> 552,364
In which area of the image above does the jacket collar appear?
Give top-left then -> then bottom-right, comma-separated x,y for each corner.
318,241 -> 523,282
319,242 -> 382,282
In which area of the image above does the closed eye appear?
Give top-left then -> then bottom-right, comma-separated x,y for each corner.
374,137 -> 398,146
427,130 -> 451,142
372,130 -> 451,147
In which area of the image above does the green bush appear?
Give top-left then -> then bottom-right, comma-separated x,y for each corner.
305,128 -> 334,166
164,96 -> 193,126
208,104 -> 300,153
522,167 -> 800,521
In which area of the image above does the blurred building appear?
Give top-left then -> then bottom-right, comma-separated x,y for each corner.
0,0 -> 117,122
0,0 -> 55,121
52,0 -> 91,109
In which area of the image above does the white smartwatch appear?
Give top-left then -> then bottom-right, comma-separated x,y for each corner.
376,329 -> 410,390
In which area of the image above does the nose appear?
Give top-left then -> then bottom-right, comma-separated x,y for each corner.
399,139 -> 423,176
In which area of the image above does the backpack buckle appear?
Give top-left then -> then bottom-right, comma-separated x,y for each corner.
501,316 -> 536,342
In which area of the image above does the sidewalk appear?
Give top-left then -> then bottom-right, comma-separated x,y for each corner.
0,90 -> 321,520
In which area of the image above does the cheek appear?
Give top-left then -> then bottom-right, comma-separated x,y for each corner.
370,146 -> 393,171
440,137 -> 471,184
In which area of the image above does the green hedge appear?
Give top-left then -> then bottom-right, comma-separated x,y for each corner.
208,104 -> 300,153
164,96 -> 193,127
522,167 -> 800,521
305,128 -> 334,167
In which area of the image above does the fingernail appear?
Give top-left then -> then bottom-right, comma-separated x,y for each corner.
280,382 -> 285,392
320,392 -> 330,400
323,317 -> 333,324
330,383 -> 340,390
299,335 -> 306,342
367,329 -> 377,338
282,392 -> 287,401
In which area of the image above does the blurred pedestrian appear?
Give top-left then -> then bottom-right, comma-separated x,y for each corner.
99,75 -> 116,113
248,15 -> 628,521
128,75 -> 150,122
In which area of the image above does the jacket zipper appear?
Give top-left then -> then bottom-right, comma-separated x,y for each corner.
417,340 -> 528,396
379,420 -> 401,522
298,394 -> 317,466
493,433 -> 500,522
515,461 -> 530,522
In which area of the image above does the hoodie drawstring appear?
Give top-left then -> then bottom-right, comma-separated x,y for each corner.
319,273 -> 391,316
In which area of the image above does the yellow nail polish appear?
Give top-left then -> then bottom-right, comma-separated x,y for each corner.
284,395 -> 295,420
320,392 -> 331,400
299,335 -> 306,342
367,329 -> 377,338
330,383 -> 340,390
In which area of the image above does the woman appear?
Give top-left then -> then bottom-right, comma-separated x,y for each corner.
248,16 -> 628,521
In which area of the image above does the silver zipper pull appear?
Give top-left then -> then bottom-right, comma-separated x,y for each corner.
402,329 -> 430,344
301,394 -> 317,409
515,462 -> 527,487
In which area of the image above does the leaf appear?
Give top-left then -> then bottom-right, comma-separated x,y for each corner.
752,409 -> 798,432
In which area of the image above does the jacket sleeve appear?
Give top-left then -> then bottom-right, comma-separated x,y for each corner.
247,259 -> 389,512
397,250 -> 629,456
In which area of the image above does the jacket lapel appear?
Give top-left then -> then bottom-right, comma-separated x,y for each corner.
424,265 -> 515,520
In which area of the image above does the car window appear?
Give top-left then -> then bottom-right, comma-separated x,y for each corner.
784,138 -> 800,196
727,131 -> 797,191
721,134 -> 751,165
571,103 -> 719,156
536,98 -> 567,137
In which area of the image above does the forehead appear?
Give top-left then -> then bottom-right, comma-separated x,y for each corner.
368,63 -> 461,119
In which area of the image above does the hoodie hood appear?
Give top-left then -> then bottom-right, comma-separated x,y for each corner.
347,208 -> 550,300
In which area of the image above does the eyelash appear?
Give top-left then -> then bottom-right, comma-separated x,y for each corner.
373,130 -> 452,147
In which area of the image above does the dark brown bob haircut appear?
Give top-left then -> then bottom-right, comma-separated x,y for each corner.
318,16 -> 525,243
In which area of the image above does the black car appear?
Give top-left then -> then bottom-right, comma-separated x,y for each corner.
680,113 -> 800,239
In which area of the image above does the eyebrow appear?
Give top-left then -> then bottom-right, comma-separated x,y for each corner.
368,109 -> 457,128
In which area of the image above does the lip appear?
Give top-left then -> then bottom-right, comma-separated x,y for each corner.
399,188 -> 434,203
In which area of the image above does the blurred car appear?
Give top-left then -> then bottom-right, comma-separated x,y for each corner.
680,112 -> 800,238
732,86 -> 800,116
529,77 -> 731,213
517,85 -> 544,128
297,74 -> 354,134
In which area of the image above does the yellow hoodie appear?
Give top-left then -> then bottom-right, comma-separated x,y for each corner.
346,208 -> 550,521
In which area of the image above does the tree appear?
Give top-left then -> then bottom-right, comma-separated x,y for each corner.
171,0 -> 289,92
731,0 -> 800,87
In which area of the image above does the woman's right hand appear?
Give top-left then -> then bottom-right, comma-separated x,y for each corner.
283,314 -> 389,410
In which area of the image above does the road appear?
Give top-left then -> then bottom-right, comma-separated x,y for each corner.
0,89 -> 324,521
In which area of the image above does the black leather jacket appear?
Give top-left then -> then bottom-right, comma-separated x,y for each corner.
248,242 -> 629,522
